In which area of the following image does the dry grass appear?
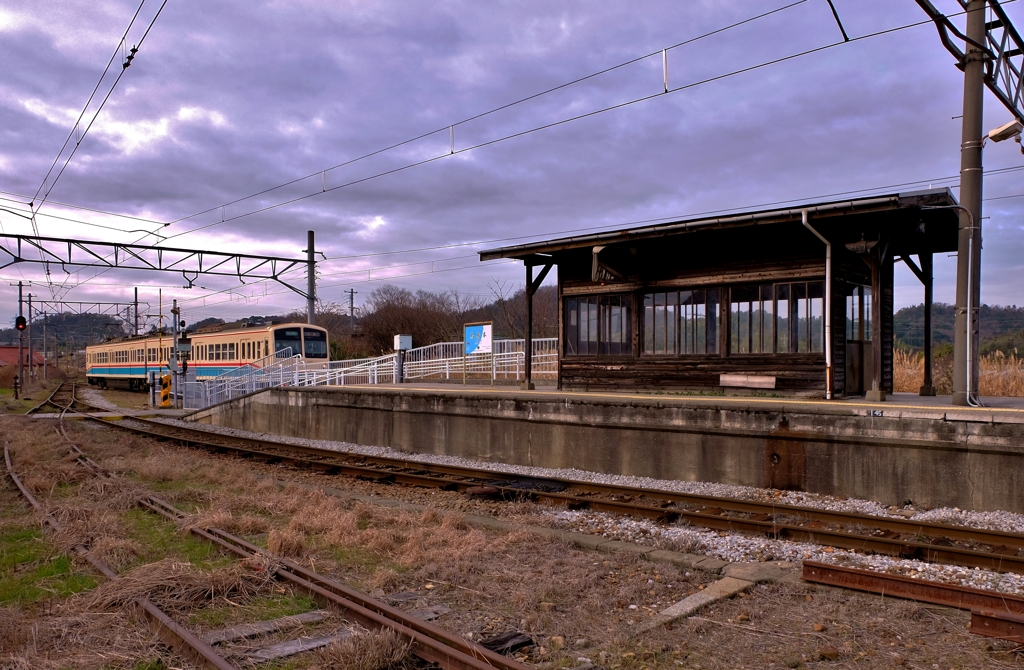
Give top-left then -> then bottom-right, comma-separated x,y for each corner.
894,348 -> 1024,396
315,627 -> 413,670
83,558 -> 276,615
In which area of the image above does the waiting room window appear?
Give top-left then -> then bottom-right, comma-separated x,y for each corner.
565,295 -> 633,356
729,281 -> 824,354
642,289 -> 720,355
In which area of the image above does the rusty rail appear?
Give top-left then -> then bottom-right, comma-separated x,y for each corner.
25,379 -> 69,415
140,495 -> 530,670
68,392 -> 1024,575
802,560 -> 1024,614
4,443 -> 236,670
802,560 -> 1024,646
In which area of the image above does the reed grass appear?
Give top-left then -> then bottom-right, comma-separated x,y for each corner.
893,349 -> 1024,396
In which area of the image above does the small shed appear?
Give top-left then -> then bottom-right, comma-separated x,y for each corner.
480,189 -> 960,399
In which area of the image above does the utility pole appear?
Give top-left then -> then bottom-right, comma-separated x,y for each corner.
171,299 -> 179,409
42,312 -> 47,382
305,230 -> 316,325
952,0 -> 987,406
27,294 -> 33,386
134,287 -> 139,336
17,281 -> 23,397
347,289 -> 357,331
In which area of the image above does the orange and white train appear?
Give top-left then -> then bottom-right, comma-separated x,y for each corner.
85,321 -> 328,389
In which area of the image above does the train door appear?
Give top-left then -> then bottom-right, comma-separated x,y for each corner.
240,338 -> 252,365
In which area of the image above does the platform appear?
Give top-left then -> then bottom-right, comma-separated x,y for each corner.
188,384 -> 1024,513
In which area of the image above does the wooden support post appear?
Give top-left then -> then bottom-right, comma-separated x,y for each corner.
522,260 -> 552,391
523,264 -> 534,390
866,250 -> 885,402
921,252 -> 935,396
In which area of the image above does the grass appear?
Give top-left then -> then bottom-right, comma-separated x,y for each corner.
0,525 -> 98,605
189,592 -> 319,628
894,348 -> 1024,396
122,508 -> 232,569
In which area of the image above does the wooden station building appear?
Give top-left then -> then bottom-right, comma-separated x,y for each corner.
480,189 -> 961,399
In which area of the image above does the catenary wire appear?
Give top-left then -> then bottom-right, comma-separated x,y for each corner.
158,0 -> 811,229
152,7 -> 1006,244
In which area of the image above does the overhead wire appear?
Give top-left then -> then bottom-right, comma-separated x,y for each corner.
63,0 -> 817,289
149,4 -> 1007,245
155,0 -> 811,230
29,2 -> 1024,308
37,0 -> 171,301
53,163 -> 1024,313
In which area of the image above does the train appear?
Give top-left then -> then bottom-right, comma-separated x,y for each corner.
85,321 -> 329,389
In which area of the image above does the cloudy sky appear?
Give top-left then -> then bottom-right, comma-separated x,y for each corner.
1,0 -> 1022,330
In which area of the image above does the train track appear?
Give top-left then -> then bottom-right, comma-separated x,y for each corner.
17,388 -> 531,670
63,389 -> 1024,576
25,379 -> 75,415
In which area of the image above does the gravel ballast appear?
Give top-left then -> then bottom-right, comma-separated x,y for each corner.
136,414 -> 1024,596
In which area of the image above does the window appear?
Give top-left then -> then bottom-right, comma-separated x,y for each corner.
729,285 -> 774,354
565,295 -> 633,356
642,289 -> 720,355
275,329 -> 302,357
846,285 -> 871,341
304,328 -> 328,358
729,281 -> 824,354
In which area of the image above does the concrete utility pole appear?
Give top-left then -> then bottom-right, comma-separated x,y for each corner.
27,293 -> 33,383
134,287 -> 139,336
42,312 -> 47,382
306,230 -> 316,325
347,289 -> 357,331
952,0 -> 987,406
17,281 -> 23,395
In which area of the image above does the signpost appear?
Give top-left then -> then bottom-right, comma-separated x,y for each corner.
463,322 -> 492,385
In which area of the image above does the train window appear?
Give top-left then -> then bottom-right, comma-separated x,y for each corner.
229,343 -> 236,359
303,329 -> 328,358
275,329 -> 301,357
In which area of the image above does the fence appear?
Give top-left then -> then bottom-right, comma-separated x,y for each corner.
183,337 -> 558,409
183,347 -> 302,409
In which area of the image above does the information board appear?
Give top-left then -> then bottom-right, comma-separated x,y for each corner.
464,322 -> 492,355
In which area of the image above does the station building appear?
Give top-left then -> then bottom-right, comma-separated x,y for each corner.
481,189 -> 961,399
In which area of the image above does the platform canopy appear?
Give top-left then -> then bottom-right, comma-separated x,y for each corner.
480,189 -> 960,264
479,189 -> 961,398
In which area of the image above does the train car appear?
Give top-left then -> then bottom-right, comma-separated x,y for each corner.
86,321 -> 329,389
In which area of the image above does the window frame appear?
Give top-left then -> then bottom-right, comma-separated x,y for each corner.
564,294 -> 634,357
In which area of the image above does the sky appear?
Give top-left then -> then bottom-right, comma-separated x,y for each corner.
1,0 -> 1023,331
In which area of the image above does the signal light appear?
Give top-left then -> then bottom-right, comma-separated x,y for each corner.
15,316 -> 26,331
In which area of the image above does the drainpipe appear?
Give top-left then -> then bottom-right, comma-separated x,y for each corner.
802,210 -> 833,400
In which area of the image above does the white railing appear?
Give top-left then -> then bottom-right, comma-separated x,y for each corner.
403,337 -> 557,382
183,338 -> 558,409
183,347 -> 303,409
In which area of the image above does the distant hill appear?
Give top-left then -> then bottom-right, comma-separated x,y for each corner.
895,303 -> 1024,353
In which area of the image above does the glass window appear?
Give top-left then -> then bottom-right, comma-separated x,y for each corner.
275,328 -> 302,357
565,294 -> 633,356
304,328 -> 328,358
642,289 -> 719,355
730,285 -> 775,354
721,281 -> 826,355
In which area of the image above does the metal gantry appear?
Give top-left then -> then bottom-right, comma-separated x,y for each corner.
0,233 -> 314,300
916,0 -> 1024,123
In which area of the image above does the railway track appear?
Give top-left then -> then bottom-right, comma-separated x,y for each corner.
25,379 -> 75,415
63,389 -> 1024,576
15,390 -> 532,670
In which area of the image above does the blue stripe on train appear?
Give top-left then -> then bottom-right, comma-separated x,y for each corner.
87,365 -> 248,379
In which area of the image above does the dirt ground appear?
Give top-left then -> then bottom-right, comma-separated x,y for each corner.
2,397 -> 1024,669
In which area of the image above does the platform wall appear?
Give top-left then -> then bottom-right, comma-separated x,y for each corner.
189,387 -> 1024,513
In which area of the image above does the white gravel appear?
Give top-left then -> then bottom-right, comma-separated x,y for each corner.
78,386 -> 122,411
133,414 -> 1024,595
